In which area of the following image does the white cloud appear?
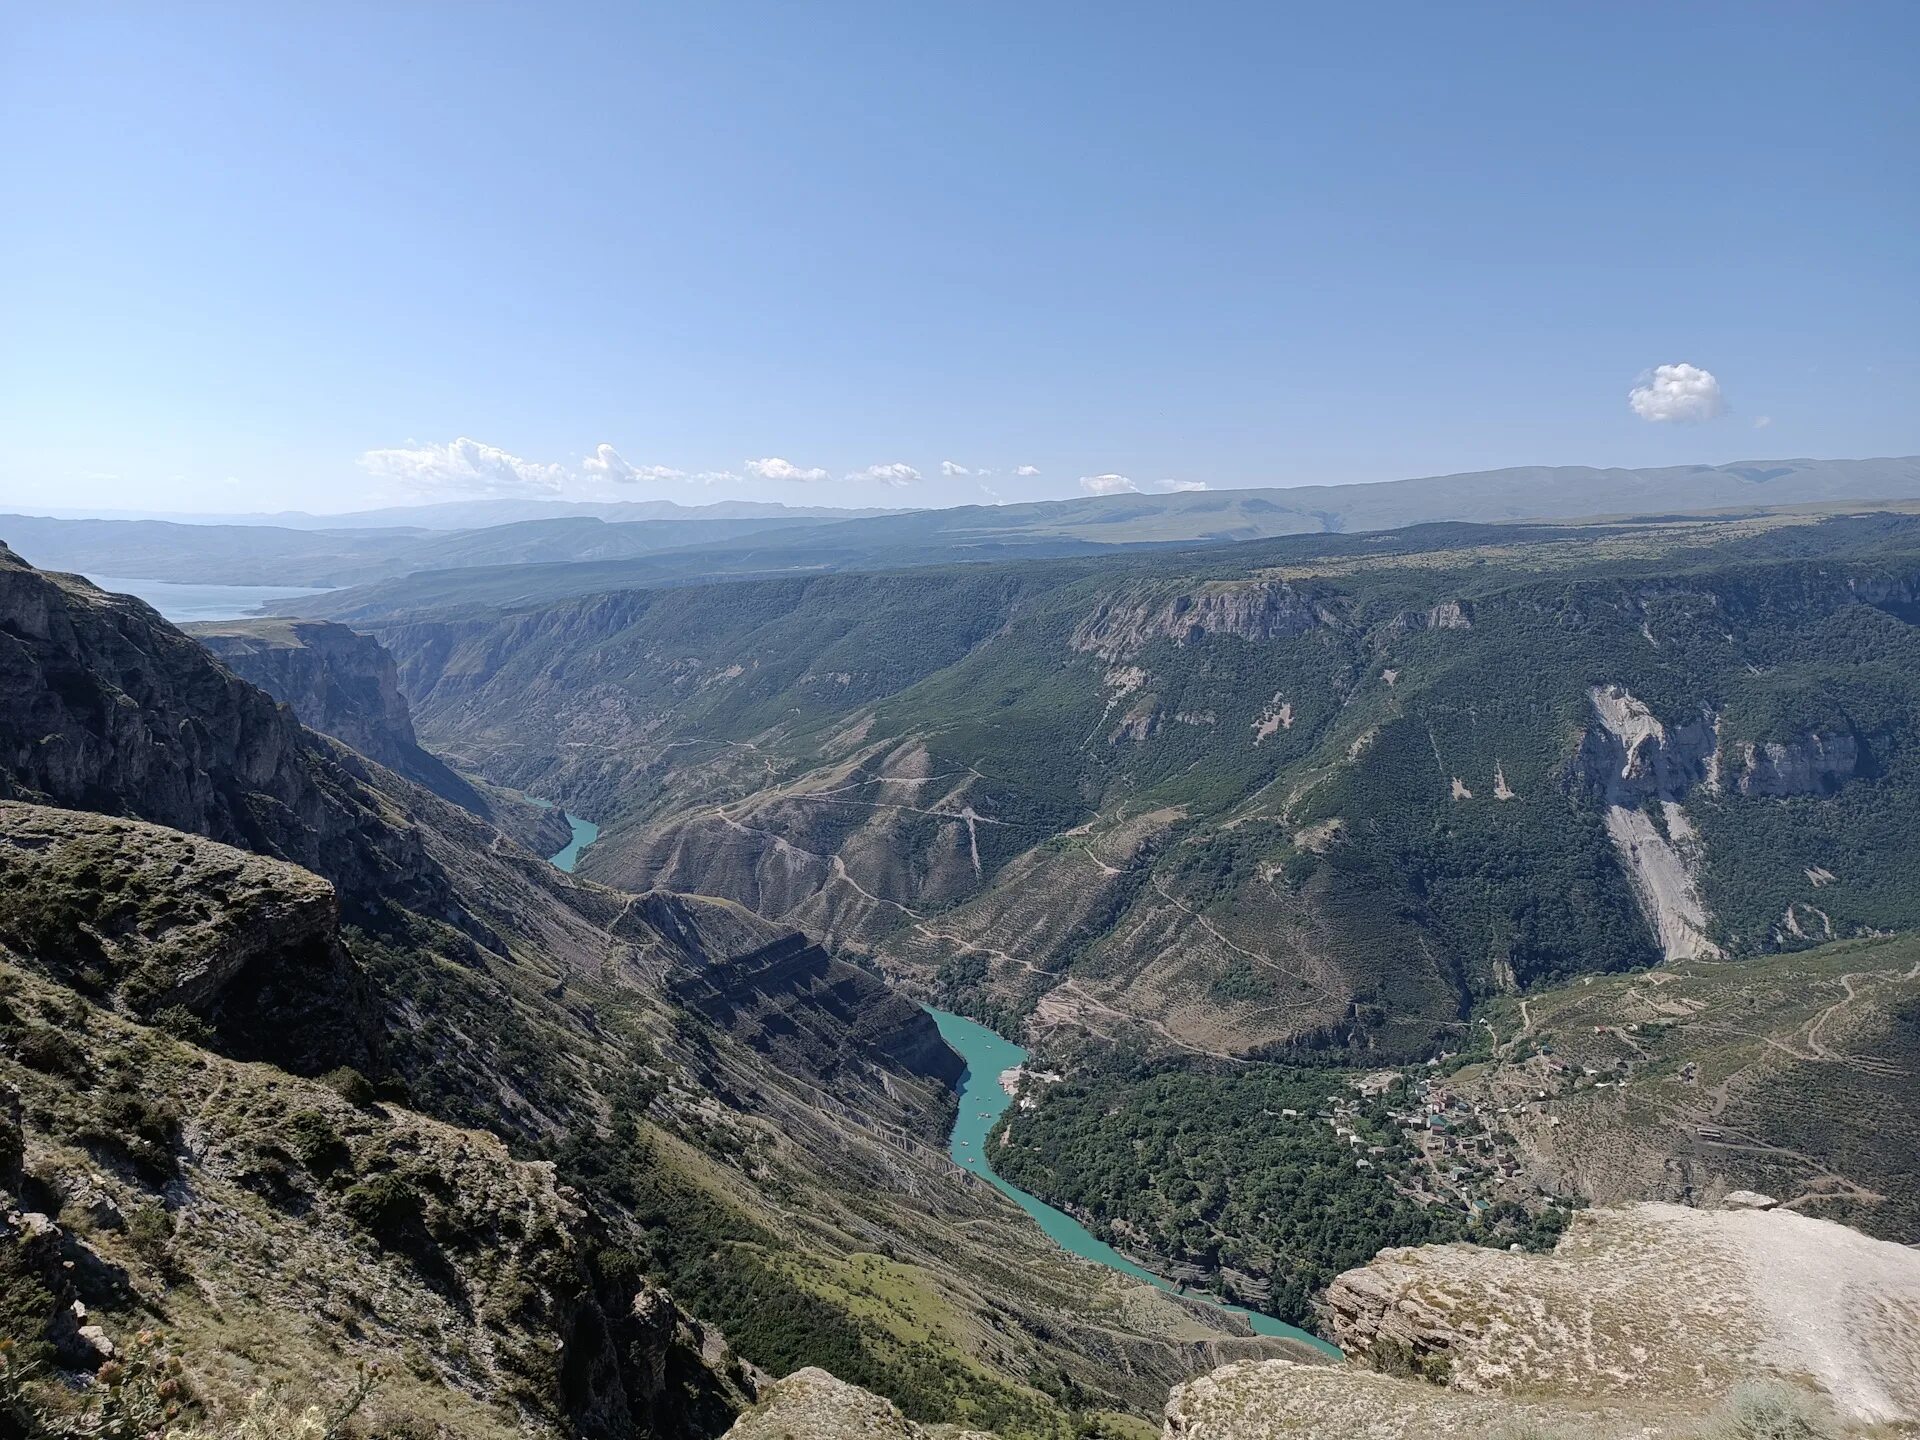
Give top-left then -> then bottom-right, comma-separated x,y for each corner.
849,462 -> 921,487
1158,479 -> 1209,492
745,456 -> 831,482
940,460 -> 971,476
1079,473 -> 1140,496
690,470 -> 739,486
583,444 -> 684,484
1753,415 -> 1773,429
978,483 -> 1003,504
1628,363 -> 1726,423
1015,464 -> 1040,477
358,437 -> 568,496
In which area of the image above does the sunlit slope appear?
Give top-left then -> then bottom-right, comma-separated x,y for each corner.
382,511 -> 1920,1058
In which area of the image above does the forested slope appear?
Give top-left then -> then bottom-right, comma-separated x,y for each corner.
374,510 -> 1920,1059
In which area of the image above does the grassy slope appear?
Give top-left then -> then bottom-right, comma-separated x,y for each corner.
1461,933 -> 1920,1243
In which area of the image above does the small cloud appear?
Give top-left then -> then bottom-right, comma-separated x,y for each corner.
358,437 -> 568,496
584,444 -> 684,484
1079,473 -> 1140,496
940,460 -> 971,476
745,456 -> 831,482
1158,479 -> 1208,492
850,461 -> 921,487
1628,362 -> 1726,423
978,483 -> 1003,504
690,470 -> 739,486
1753,415 -> 1773,429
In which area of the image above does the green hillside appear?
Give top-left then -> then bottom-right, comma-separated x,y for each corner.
373,508 -> 1920,1063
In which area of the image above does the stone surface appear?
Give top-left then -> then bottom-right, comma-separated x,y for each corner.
1325,1202 -> 1920,1425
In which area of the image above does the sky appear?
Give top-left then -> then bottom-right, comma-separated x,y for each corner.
2,2 -> 1916,516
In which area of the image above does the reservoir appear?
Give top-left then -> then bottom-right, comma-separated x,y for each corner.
82,575 -> 335,622
925,1006 -> 1340,1358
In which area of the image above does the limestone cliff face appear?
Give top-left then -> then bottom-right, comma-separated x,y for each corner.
186,617 -> 489,814
1730,731 -> 1861,796
1573,686 -> 1720,807
0,545 -> 460,927
1071,580 -> 1338,660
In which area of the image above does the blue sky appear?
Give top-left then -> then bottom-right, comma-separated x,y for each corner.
2,2 -> 1915,514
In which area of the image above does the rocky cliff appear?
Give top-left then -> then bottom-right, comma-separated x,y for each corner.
0,544 -> 466,929
0,948 -> 759,1438
1161,1200 -> 1917,1438
1069,579 -> 1338,660
671,930 -> 963,1135
0,802 -> 378,1075
186,616 -> 489,814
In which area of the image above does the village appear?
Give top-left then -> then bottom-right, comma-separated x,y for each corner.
1309,1021 -> 1648,1224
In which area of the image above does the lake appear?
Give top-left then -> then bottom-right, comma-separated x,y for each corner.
84,574 -> 336,623
925,1005 -> 1340,1357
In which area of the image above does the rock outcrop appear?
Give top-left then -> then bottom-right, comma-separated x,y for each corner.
187,616 -> 489,813
0,958 -> 758,1438
1325,1202 -> 1920,1425
1071,581 -> 1337,660
0,545 -> 464,927
1166,1200 -> 1919,1437
722,1367 -> 994,1439
1730,731 -> 1862,796
0,802 -> 377,1073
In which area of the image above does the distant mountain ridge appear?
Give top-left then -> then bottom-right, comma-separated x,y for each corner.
298,454 -> 1920,620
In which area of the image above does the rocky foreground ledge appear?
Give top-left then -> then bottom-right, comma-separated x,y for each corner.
1167,1200 -> 1920,1439
728,1201 -> 1920,1439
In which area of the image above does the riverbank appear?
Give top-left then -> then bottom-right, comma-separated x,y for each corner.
925,1006 -> 1340,1357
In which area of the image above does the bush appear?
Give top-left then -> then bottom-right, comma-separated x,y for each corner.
340,1173 -> 424,1242
149,1007 -> 214,1046
320,1068 -> 376,1108
12,1026 -> 89,1080
1699,1382 -> 1836,1440
284,1111 -> 350,1176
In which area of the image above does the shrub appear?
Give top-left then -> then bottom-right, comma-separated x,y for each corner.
320,1068 -> 376,1108
148,1007 -> 214,1047
284,1111 -> 350,1176
13,1026 -> 89,1080
1699,1382 -> 1836,1440
340,1173 -> 423,1242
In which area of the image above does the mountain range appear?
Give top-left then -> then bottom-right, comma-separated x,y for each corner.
4,461 -> 1920,1437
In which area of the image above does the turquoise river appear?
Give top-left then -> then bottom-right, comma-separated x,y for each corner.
541,814 -> 1333,1355
925,1007 -> 1339,1356
547,812 -> 600,873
